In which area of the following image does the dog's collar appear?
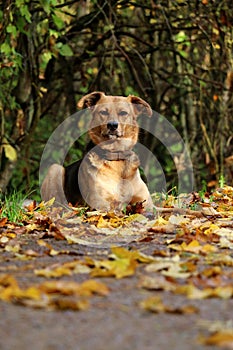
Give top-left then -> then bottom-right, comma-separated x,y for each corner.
94,147 -> 134,161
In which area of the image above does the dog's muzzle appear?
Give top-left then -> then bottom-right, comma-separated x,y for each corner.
107,121 -> 118,131
103,121 -> 121,139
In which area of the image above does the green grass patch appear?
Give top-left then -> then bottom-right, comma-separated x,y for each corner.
0,190 -> 27,223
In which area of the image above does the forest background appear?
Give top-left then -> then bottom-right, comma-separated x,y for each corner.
0,0 -> 232,201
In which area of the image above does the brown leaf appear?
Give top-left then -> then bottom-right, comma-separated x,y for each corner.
49,297 -> 89,311
0,218 -> 8,227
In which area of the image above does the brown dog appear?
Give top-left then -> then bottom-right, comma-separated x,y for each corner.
41,92 -> 153,211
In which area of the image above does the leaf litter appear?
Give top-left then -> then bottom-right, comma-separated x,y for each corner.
0,186 -> 233,346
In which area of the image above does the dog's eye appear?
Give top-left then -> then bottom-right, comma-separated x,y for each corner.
118,110 -> 128,117
99,110 -> 109,116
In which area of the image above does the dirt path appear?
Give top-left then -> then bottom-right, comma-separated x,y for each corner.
0,190 -> 233,349
0,234 -> 232,350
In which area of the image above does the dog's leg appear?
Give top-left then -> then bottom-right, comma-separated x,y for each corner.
41,164 -> 67,206
130,172 -> 154,211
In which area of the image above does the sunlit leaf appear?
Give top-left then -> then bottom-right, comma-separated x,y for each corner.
2,138 -> 17,161
91,258 -> 137,279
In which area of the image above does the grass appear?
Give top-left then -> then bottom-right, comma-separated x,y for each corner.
0,190 -> 27,223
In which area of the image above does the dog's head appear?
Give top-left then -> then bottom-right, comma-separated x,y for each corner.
78,92 -> 152,151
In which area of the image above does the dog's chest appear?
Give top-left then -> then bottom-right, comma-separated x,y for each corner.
79,152 -> 141,207
94,160 -> 137,202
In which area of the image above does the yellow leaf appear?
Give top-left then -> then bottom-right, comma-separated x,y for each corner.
126,214 -> 147,223
78,280 -> 109,296
0,284 -> 41,302
5,244 -> 21,253
39,279 -> 109,297
201,244 -> 217,253
203,224 -> 219,235
169,240 -> 217,254
213,286 -> 233,299
91,258 -> 137,279
153,217 -> 169,226
111,246 -> 154,263
181,240 -> 200,252
176,284 -> 233,299
96,215 -> 110,228
175,284 -> 213,299
139,296 -> 166,313
0,274 -> 18,288
2,137 -> 17,161
45,197 -> 55,207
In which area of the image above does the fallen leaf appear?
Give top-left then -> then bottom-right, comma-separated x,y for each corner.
35,266 -> 73,278
175,284 -> 233,299
169,215 -> 190,225
35,260 -> 91,278
140,296 -> 198,314
162,264 -> 191,279
204,224 -> 220,235
110,246 -> 154,263
199,331 -> 233,348
91,258 -> 137,279
219,237 -> 233,249
139,275 -> 176,291
39,279 -> 109,297
168,240 -> 217,254
0,218 -> 8,227
48,297 -> 89,311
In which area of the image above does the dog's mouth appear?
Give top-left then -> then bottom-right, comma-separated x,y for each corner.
102,131 -> 122,140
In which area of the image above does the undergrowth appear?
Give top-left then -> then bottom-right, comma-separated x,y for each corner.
0,191 -> 27,223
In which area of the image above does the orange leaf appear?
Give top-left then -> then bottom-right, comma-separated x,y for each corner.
200,331 -> 233,347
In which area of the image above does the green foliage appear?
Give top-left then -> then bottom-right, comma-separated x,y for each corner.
0,0 -> 232,198
219,175 -> 225,188
0,191 -> 26,223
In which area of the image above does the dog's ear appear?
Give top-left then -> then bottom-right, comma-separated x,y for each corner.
127,95 -> 152,117
77,91 -> 105,109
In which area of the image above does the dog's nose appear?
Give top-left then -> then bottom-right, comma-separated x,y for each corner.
107,121 -> 118,131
